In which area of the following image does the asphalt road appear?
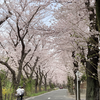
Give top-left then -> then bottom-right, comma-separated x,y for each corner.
25,89 -> 75,100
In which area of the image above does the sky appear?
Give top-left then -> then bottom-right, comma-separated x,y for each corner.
0,0 -> 3,4
41,2 -> 62,26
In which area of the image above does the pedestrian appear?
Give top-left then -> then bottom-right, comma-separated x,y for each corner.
20,86 -> 25,100
16,86 -> 25,100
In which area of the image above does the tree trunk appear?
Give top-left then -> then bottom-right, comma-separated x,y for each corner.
49,79 -> 53,89
39,84 -> 41,92
0,76 -> 2,100
86,35 -> 99,100
39,77 -> 42,92
38,66 -> 42,92
67,76 -> 74,95
86,61 -> 99,100
85,0 -> 99,99
35,71 -> 38,93
35,79 -> 38,93
96,0 -> 100,31
96,0 -> 100,99
44,77 -> 47,91
35,85 -> 38,93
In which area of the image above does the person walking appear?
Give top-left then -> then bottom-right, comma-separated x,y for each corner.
16,86 -> 25,100
20,86 -> 25,100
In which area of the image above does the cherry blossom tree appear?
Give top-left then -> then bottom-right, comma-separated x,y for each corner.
50,0 -> 99,100
0,1 -> 12,99
0,0 -> 54,89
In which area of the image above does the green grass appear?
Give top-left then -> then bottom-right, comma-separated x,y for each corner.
26,89 -> 52,97
24,90 -> 53,100
33,91 -> 48,96
2,77 -> 54,100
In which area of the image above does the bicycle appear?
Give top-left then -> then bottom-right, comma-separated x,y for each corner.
15,94 -> 24,100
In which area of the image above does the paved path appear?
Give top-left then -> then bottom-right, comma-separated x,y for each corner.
25,89 -> 75,100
